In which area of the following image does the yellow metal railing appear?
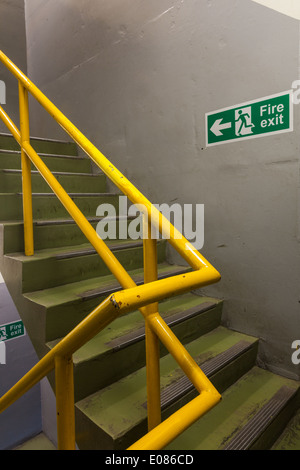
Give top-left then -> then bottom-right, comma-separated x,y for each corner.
0,50 -> 221,450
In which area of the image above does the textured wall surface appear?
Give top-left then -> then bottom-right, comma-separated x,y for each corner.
24,0 -> 300,379
0,283 -> 41,449
0,0 -> 27,132
0,1 -> 41,449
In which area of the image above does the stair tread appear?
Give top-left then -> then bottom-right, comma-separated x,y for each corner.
47,293 -> 223,401
6,240 -> 147,261
13,432 -> 56,451
0,149 -> 83,159
165,366 -> 300,450
75,327 -> 258,446
1,215 -> 130,227
0,132 -> 78,156
0,192 -> 120,222
0,169 -> 102,177
23,238 -> 150,258
24,263 -> 191,308
0,131 -> 74,144
0,148 -> 91,172
0,170 -> 107,196
271,408 -> 300,450
47,293 -> 222,363
223,385 -> 297,450
16,192 -> 114,197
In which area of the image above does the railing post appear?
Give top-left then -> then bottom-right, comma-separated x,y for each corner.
55,354 -> 76,450
143,216 -> 161,431
18,81 -> 34,256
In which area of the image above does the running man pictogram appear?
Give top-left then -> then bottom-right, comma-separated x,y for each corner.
235,108 -> 255,136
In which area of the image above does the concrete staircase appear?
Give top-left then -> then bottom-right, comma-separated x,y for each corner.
0,133 -> 299,450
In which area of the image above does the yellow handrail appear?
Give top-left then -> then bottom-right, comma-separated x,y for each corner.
0,50 -> 221,450
0,50 -> 218,274
0,282 -> 221,451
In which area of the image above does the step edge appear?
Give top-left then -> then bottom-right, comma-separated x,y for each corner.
7,238 -> 163,260
223,385 -> 299,450
150,340 -> 256,411
0,149 -> 85,159
1,169 -> 103,177
107,301 -> 219,354
23,263 -> 188,305
46,294 -> 222,354
0,131 -> 76,145
15,192 -> 117,197
74,335 -> 258,447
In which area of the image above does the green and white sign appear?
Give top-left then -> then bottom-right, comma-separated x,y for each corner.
0,320 -> 25,342
206,91 -> 293,147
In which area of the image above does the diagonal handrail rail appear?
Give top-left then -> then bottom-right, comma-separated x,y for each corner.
0,105 -> 139,289
0,280 -> 221,450
0,50 -> 219,274
0,50 -> 221,450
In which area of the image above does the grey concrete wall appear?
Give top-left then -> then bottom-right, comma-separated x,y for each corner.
0,279 -> 58,449
0,0 -> 27,133
24,0 -> 300,378
0,281 -> 42,449
40,377 -> 58,448
0,1 -> 42,450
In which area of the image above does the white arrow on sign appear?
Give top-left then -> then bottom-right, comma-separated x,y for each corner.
210,118 -> 232,136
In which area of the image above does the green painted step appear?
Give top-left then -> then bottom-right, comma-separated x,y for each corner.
0,150 -> 91,173
0,169 -> 106,193
47,294 -> 223,401
165,366 -> 300,450
271,408 -> 300,450
0,193 -> 119,221
13,433 -> 56,451
0,132 -> 77,155
7,240 -> 166,293
24,262 -> 192,342
75,327 -> 258,450
0,216 -> 138,253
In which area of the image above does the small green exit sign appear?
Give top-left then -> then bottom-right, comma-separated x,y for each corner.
0,320 -> 25,342
206,91 -> 293,147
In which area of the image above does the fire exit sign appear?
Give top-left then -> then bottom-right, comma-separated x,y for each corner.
206,91 -> 293,147
0,320 -> 25,342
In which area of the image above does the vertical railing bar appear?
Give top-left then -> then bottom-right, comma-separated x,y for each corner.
55,354 -> 76,450
18,81 -> 34,256
143,216 -> 161,431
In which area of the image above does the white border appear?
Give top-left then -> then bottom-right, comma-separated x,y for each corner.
0,319 -> 26,343
205,90 -> 294,147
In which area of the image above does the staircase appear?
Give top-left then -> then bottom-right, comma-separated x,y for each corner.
0,132 -> 299,450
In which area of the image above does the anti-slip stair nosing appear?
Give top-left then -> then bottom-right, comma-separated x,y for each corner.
55,241 -> 145,260
16,192 -> 115,197
0,149 -> 85,159
1,169 -> 102,177
0,131 -> 75,145
33,215 -> 134,226
79,267 -> 191,301
149,340 -> 254,411
223,386 -> 297,450
229,401 -> 284,450
107,301 -> 217,352
140,340 -> 254,411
